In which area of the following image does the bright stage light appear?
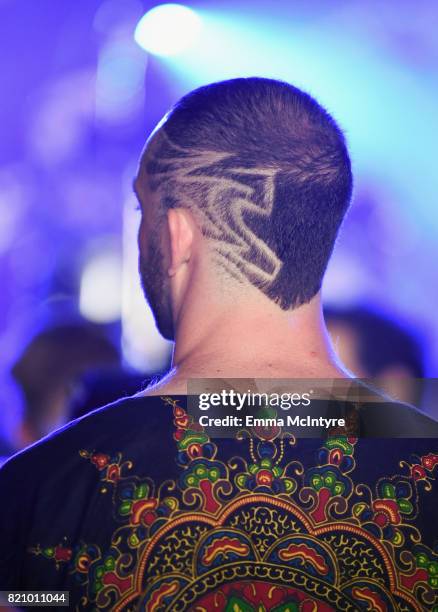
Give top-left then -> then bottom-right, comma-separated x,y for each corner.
134,3 -> 201,57
79,250 -> 123,323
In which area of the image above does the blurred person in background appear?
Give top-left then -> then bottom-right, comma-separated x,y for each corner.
11,321 -> 120,448
325,305 -> 425,406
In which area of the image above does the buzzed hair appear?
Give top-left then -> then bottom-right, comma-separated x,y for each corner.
144,77 -> 352,309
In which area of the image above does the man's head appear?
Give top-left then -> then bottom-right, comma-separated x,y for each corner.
134,77 -> 353,340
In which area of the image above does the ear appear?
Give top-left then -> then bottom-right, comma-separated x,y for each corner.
166,208 -> 194,276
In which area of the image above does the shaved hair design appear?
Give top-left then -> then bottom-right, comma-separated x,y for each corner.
143,77 -> 352,309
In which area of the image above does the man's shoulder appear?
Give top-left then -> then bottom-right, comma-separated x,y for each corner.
0,394 -> 178,481
360,398 -> 438,437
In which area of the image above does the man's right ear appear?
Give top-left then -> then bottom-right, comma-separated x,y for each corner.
166,208 -> 194,277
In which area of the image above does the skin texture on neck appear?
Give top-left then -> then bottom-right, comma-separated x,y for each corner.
144,288 -> 348,395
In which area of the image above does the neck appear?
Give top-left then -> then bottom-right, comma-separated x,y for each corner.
170,287 -> 346,381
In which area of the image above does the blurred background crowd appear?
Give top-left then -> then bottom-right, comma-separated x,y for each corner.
1,0 -> 437,463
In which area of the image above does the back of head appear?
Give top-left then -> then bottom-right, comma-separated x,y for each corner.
144,77 -> 353,309
12,323 -> 120,441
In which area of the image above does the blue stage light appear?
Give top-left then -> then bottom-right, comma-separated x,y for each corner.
134,3 -> 201,57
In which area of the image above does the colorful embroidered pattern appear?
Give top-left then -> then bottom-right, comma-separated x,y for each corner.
30,397 -> 438,611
